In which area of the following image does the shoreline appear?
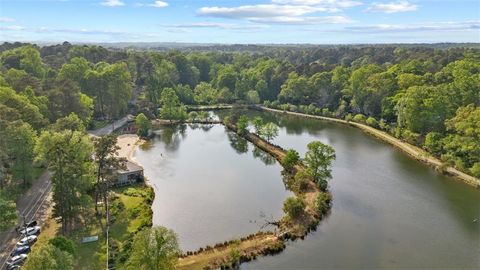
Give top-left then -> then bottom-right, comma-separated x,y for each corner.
259,106 -> 480,188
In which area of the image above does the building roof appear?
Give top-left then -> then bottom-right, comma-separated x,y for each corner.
119,161 -> 143,174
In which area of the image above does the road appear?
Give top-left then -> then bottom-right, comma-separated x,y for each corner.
87,115 -> 133,137
0,171 -> 52,267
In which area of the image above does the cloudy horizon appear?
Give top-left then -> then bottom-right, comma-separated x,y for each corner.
0,0 -> 478,44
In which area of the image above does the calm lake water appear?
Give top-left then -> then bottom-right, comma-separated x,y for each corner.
134,123 -> 291,252
136,110 -> 480,269
238,110 -> 480,269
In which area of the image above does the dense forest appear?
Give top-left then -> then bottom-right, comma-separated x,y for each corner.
0,41 -> 479,194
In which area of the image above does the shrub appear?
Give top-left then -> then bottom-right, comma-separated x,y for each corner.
48,236 -> 76,257
282,149 -> 300,170
344,113 -> 353,122
353,114 -> 366,123
283,196 -> 305,219
379,119 -> 388,130
366,117 -> 378,127
188,111 -> 198,121
292,170 -> 310,192
424,132 -> 443,155
315,193 -> 331,216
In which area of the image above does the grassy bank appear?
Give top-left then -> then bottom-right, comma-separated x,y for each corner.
260,106 -> 480,188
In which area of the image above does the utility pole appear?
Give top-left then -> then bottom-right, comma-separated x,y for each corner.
106,191 -> 109,270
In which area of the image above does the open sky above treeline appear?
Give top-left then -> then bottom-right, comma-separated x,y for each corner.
0,0 -> 479,44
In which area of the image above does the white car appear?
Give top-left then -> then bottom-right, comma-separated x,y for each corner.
19,225 -> 41,236
17,235 -> 37,246
6,254 -> 27,269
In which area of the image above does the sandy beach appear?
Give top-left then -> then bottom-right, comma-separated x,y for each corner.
116,134 -> 144,162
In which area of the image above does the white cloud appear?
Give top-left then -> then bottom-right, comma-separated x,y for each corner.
272,0 -> 362,8
343,21 -> 480,33
150,1 -> 168,8
100,0 -> 125,7
0,25 -> 24,31
365,1 -> 417,14
0,17 -> 15,23
249,15 -> 352,24
197,1 -> 357,25
198,4 -> 330,19
162,22 -> 268,30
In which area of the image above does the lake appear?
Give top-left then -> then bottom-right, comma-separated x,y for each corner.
134,123 -> 291,252
239,110 -> 480,269
136,109 -> 480,268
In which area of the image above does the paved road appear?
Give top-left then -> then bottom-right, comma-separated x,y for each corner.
0,171 -> 52,267
87,115 -> 133,137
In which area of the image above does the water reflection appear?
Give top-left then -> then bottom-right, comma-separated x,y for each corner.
134,123 -> 292,252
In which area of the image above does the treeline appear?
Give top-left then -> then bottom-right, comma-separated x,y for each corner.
0,42 -> 478,196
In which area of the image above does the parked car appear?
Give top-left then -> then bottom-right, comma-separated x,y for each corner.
17,235 -> 37,246
25,220 -> 37,228
19,226 -> 40,236
5,254 -> 27,269
6,266 -> 21,270
10,245 -> 31,257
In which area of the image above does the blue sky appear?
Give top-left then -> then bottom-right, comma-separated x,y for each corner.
0,0 -> 479,43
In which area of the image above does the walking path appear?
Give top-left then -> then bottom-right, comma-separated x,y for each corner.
260,106 -> 480,187
87,115 -> 133,137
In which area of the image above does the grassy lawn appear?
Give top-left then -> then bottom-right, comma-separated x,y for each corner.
36,184 -> 153,270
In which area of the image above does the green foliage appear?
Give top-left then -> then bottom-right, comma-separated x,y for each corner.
0,196 -> 17,231
22,244 -> 74,270
424,132 -> 444,155
246,90 -> 260,104
188,111 -> 198,121
251,116 -> 264,134
315,193 -> 331,216
304,141 -> 336,190
292,170 -> 310,193
282,149 -> 300,170
353,114 -> 366,123
125,226 -> 180,270
0,86 -> 47,129
48,236 -> 77,257
283,196 -> 305,219
260,122 -> 279,142
236,115 -> 249,135
0,120 -> 37,186
35,130 -> 94,234
159,88 -> 187,120
135,113 -> 151,137
366,117 -> 378,127
442,105 -> 480,176
193,82 -> 217,105
50,113 -> 86,132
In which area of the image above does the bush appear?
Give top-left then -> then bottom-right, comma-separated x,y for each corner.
188,111 -> 198,121
282,149 -> 300,170
366,117 -> 378,127
315,193 -> 331,216
292,170 -> 310,192
353,114 -> 366,123
283,196 -> 305,219
379,119 -> 388,130
424,132 -> 443,155
48,236 -> 76,257
344,113 -> 353,122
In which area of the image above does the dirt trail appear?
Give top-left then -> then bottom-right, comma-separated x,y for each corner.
260,106 -> 480,187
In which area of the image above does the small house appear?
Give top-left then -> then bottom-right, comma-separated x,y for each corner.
116,161 -> 144,186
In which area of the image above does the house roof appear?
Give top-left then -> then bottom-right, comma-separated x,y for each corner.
119,161 -> 143,174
